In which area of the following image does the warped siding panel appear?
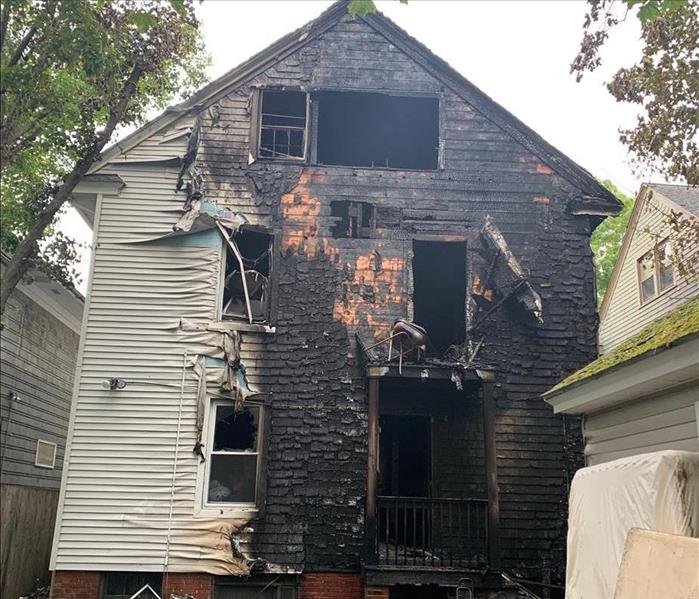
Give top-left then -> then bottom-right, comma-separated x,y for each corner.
52,154 -> 256,573
584,384 -> 699,465
599,193 -> 699,353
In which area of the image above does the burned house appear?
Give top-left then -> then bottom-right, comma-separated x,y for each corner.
51,3 -> 620,599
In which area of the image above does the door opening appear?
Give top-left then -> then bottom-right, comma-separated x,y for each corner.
379,414 -> 431,497
412,241 -> 466,356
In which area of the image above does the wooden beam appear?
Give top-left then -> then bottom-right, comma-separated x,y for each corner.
365,377 -> 380,564
482,380 -> 501,570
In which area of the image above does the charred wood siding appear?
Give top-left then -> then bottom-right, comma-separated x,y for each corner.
195,16 -> 594,577
52,12 -> 597,582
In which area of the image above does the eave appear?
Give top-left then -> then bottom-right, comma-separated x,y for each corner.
543,334 -> 699,415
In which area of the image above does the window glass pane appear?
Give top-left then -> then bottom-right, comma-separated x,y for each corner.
208,453 -> 257,503
658,241 -> 674,292
659,262 -> 674,292
213,406 -> 258,451
639,252 -> 656,301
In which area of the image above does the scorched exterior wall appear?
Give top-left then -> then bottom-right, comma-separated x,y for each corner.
53,9 -> 609,584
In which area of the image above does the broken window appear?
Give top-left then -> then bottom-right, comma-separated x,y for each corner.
257,90 -> 307,159
412,241 -> 467,356
316,91 -> 439,170
222,229 -> 273,323
103,573 -> 162,599
330,200 -> 375,238
206,403 -> 261,506
638,238 -> 675,303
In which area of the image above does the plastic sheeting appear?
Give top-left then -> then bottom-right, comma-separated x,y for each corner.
566,450 -> 699,599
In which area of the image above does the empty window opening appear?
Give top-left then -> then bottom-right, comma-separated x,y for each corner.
331,200 -> 375,238
259,90 -> 307,159
103,573 -> 162,599
316,91 -> 439,169
206,403 -> 261,505
222,229 -> 272,323
412,241 -> 466,356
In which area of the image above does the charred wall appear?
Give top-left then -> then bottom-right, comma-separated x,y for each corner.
195,14 -> 595,579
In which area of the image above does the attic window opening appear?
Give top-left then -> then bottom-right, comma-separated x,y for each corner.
258,90 -> 307,159
222,229 -> 272,323
316,91 -> 439,170
412,241 -> 467,356
331,200 -> 375,238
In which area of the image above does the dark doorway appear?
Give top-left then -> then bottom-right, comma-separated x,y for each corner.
412,241 -> 467,356
379,415 -> 431,497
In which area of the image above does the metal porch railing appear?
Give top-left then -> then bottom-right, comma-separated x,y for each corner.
375,496 -> 488,569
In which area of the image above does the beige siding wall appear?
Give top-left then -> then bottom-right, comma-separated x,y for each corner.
599,193 -> 699,354
584,382 -> 699,466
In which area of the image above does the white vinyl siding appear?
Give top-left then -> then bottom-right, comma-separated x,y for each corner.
51,124 -> 264,575
599,193 -> 699,354
584,383 -> 699,465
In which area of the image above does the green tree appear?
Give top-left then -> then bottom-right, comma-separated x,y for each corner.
0,0 -> 208,315
590,181 -> 635,305
572,0 -> 698,184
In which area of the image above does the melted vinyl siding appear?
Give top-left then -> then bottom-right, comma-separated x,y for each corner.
52,160 -> 256,574
599,197 -> 699,353
583,382 -> 699,465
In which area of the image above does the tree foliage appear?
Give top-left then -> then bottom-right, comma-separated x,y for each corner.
0,0 -> 208,313
347,0 -> 407,17
572,0 -> 698,183
590,181 -> 635,305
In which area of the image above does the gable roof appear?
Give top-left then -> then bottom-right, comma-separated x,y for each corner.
92,0 -> 620,213
598,182 -> 698,321
650,183 -> 699,217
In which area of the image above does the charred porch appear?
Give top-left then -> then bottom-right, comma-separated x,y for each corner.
362,365 -> 500,587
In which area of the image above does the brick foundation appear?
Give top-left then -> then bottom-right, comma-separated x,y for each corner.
365,586 -> 390,599
299,573 -> 364,599
163,573 -> 213,599
51,571 -> 101,599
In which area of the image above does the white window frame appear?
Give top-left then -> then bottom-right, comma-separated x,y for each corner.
34,439 -> 57,469
195,397 -> 263,517
637,237 -> 676,306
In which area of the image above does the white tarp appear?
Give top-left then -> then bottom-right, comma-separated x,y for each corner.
566,450 -> 699,599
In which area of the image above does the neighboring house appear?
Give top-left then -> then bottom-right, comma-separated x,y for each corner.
50,3 -> 621,599
599,183 -> 699,354
0,253 -> 84,599
544,184 -> 699,465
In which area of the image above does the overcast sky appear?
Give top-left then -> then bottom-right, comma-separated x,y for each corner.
62,0 -> 649,292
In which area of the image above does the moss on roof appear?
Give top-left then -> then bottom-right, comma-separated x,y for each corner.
550,297 -> 699,394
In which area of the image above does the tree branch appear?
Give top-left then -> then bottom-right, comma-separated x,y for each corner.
0,63 -> 144,315
0,3 -> 10,55
7,25 -> 37,66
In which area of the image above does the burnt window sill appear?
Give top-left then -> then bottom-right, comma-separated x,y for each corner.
213,321 -> 277,335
